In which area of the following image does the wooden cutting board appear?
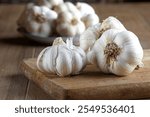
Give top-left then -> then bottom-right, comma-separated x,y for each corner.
21,49 -> 150,100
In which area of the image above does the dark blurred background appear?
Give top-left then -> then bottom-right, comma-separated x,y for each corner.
0,0 -> 150,3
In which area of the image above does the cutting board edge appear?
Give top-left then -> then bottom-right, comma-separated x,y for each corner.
21,49 -> 150,100
21,59 -> 69,100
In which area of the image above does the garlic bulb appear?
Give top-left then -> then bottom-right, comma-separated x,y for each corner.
79,23 -> 101,52
76,2 -> 95,17
100,16 -> 126,34
18,4 -> 58,37
56,11 -> 85,36
36,0 -> 64,9
87,29 -> 143,76
37,37 -> 86,77
81,13 -> 99,28
54,2 -> 81,18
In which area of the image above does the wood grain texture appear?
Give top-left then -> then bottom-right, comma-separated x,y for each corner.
0,3 -> 150,99
21,50 -> 150,100
0,4 -> 49,99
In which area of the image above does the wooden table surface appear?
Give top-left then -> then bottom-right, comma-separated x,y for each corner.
0,3 -> 150,100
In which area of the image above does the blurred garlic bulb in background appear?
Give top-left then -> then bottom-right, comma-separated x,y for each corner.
79,23 -> 101,52
18,4 -> 58,37
77,2 -> 99,28
17,1 -> 100,37
37,37 -> 86,77
56,11 -> 85,36
87,29 -> 143,76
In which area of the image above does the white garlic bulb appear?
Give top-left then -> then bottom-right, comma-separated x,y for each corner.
79,23 -> 101,52
76,2 -> 95,17
54,2 -> 81,18
100,16 -> 126,34
36,0 -> 64,9
37,37 -> 86,77
56,11 -> 85,36
87,29 -> 143,76
18,4 -> 58,37
81,13 -> 99,28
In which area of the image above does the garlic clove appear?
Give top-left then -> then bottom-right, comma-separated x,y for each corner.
56,22 -> 76,36
55,46 -> 73,76
65,2 -> 81,18
71,48 -> 87,74
57,11 -> 73,23
76,2 -> 95,17
75,20 -> 86,35
112,31 -> 144,74
109,60 -> 136,76
54,2 -> 81,18
38,22 -> 52,37
53,3 -> 68,13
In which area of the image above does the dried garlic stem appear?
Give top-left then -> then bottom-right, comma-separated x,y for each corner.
34,14 -> 47,23
71,18 -> 78,25
104,42 -> 121,66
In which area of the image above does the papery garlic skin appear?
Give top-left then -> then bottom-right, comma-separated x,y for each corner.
18,4 -> 58,37
79,23 -> 101,52
87,29 -> 143,76
37,37 -> 86,77
100,16 -> 126,33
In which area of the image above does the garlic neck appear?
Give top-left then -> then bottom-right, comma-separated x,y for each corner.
34,13 -> 47,23
52,5 -> 58,12
71,18 -> 78,25
53,37 -> 65,46
104,42 -> 121,66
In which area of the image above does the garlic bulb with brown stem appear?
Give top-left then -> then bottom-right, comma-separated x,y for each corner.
87,29 -> 143,76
